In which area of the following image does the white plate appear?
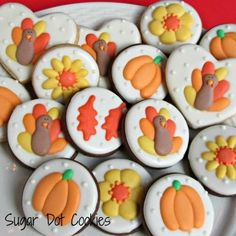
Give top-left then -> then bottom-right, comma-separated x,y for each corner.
0,2 -> 235,236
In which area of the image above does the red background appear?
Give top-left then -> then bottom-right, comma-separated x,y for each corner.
0,0 -> 236,29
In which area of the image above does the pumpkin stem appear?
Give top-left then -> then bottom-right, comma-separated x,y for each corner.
172,180 -> 181,190
63,169 -> 74,180
153,56 -> 163,64
217,29 -> 225,39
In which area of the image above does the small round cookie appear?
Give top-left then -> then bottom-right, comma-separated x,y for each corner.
200,24 -> 236,60
188,125 -> 236,196
0,76 -> 30,142
140,1 -> 202,54
123,99 -> 189,168
32,45 -> 99,103
143,174 -> 214,236
112,44 -> 167,104
93,158 -> 152,235
8,99 -> 75,168
66,87 -> 126,156
22,158 -> 99,236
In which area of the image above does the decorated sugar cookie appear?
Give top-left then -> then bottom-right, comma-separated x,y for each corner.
0,64 -> 8,77
78,19 -> 141,87
166,44 -> 236,129
93,158 -> 152,235
112,44 -> 167,104
66,87 -> 126,156
143,174 -> 214,236
7,99 -> 75,168
200,24 -> 236,60
0,76 -> 30,142
32,45 -> 99,103
22,159 -> 99,236
189,125 -> 236,196
0,3 -> 78,83
140,1 -> 202,54
123,99 -> 189,168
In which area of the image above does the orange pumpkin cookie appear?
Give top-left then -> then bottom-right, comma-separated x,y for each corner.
7,99 -> 75,168
112,45 -> 167,104
22,159 -> 99,235
143,174 -> 214,236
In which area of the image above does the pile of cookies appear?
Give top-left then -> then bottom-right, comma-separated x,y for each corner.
0,1 -> 235,236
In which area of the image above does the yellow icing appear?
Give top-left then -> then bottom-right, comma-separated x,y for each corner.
216,135 -> 227,147
216,165 -> 227,179
130,186 -> 143,204
180,12 -> 194,28
76,69 -> 88,77
226,165 -> 236,180
100,32 -> 110,43
166,3 -> 185,17
48,107 -> 60,120
104,169 -> 121,184
17,132 -> 32,153
152,6 -> 167,21
120,169 -> 141,188
175,25 -> 192,42
159,108 -> 170,120
119,200 -> 137,220
42,78 -> 58,89
52,87 -> 63,99
184,86 -> 196,106
160,31 -> 176,44
215,67 -> 229,81
138,136 -> 157,156
206,160 -> 219,171
43,69 -> 59,78
99,181 -> 111,202
51,58 -> 64,72
149,20 -> 165,36
62,56 -> 72,71
33,20 -> 46,37
70,60 -> 82,72
201,151 -> 215,161
6,44 -> 17,61
102,200 -> 119,217
227,136 -> 236,148
206,141 -> 218,152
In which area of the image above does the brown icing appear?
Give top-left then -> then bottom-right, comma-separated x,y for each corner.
93,39 -> 111,76
31,115 -> 52,156
16,29 -> 36,65
153,115 -> 172,155
194,74 -> 218,110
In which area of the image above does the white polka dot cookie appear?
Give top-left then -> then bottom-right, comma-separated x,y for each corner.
93,158 -> 152,235
188,125 -> 236,196
112,44 -> 167,104
140,1 -> 202,54
143,174 -> 214,236
32,45 -> 99,103
66,87 -> 126,156
7,99 -> 75,168
0,3 -> 78,83
123,99 -> 189,168
0,76 -> 30,142
22,158 -> 99,236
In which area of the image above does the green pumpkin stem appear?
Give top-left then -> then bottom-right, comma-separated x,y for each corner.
172,180 -> 182,191
153,56 -> 163,64
63,169 -> 74,180
217,29 -> 225,39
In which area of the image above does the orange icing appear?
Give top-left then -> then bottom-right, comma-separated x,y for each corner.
163,14 -> 180,31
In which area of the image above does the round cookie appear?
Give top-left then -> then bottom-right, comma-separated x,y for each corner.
7,98 -> 75,168
188,125 -> 236,196
124,99 -> 189,168
32,45 -> 99,103
200,24 -> 236,60
92,158 -> 152,235
143,174 -> 214,236
140,1 -> 202,54
0,76 -> 30,142
112,44 -> 167,104
22,158 -> 99,236
66,87 -> 126,156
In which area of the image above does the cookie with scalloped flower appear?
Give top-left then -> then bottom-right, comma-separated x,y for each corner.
140,1 -> 202,54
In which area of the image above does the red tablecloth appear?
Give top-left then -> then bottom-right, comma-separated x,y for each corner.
0,0 -> 236,29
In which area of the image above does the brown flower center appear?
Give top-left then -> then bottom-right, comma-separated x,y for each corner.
215,147 -> 236,165
109,181 -> 131,203
59,70 -> 76,88
163,14 -> 180,31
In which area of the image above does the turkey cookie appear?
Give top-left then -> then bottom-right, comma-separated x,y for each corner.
112,44 -> 167,104
166,44 -> 236,129
0,3 -> 78,83
32,45 -> 99,103
22,159 -> 99,236
123,99 -> 189,168
66,87 -> 126,156
0,76 -> 30,142
140,1 -> 202,54
189,125 -> 236,196
93,158 -> 152,235
143,174 -> 214,236
200,24 -> 236,60
7,99 -> 75,168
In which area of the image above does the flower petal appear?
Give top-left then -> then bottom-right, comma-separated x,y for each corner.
216,165 -> 227,179
52,87 -> 63,99
119,200 -> 138,220
43,69 -> 59,78
76,69 -> 89,78
206,141 -> 218,152
130,186 -> 143,204
227,165 -> 236,180
148,20 -> 165,36
42,78 -> 58,89
175,25 -> 192,42
104,169 -> 121,184
102,200 -> 119,217
159,31 -> 176,44
62,56 -> 72,71
202,151 -> 215,161
51,59 -> 64,73
76,78 -> 89,89
121,169 -> 141,189
152,6 -> 167,21
216,135 -> 227,147
63,89 -> 74,100
227,136 -> 236,148
206,160 -> 219,171
99,181 -> 112,202
70,60 -> 82,72
180,12 -> 194,28
166,3 -> 185,17
48,107 -> 60,120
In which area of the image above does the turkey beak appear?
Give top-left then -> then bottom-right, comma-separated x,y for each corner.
207,79 -> 214,87
42,122 -> 49,129
99,45 -> 105,51
26,34 -> 32,41
160,120 -> 166,127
